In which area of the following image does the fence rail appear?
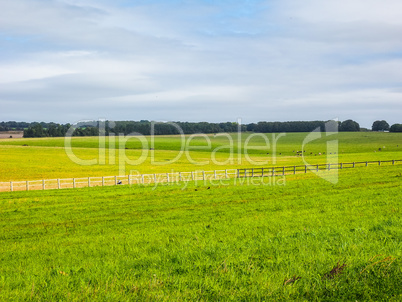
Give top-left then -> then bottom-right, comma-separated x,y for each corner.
0,169 -> 238,193
237,160 -> 402,178
1,160 -> 401,193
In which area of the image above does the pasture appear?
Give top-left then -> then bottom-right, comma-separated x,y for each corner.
0,131 -> 401,300
0,165 -> 401,300
0,132 -> 402,182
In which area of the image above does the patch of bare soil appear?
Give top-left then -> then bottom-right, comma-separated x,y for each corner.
0,131 -> 24,139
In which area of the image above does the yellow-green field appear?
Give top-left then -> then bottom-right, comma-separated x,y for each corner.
1,132 -> 402,181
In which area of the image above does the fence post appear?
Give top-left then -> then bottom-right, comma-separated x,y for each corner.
251,168 -> 254,177
115,176 -> 117,185
73,178 -> 76,188
57,179 -> 60,189
179,172 -> 182,181
304,165 -> 307,173
379,161 -> 381,166
392,160 -> 395,165
366,161 -> 368,167
42,180 -> 45,190
154,174 -> 157,183
202,171 -> 205,180
316,164 -> 319,172
328,164 -> 330,171
141,175 -> 144,184
293,166 -> 296,174
10,181 -> 13,192
237,170 -> 240,178
353,162 -> 355,168
102,177 -> 104,186
225,169 -> 228,178
166,173 -> 169,183
128,175 -> 131,185
272,168 -> 275,177
88,177 -> 91,187
282,166 -> 285,176
340,163 -> 343,169
26,181 -> 29,191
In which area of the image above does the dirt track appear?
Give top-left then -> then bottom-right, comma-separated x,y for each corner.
0,131 -> 24,139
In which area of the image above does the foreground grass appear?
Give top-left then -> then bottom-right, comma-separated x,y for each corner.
0,165 -> 401,300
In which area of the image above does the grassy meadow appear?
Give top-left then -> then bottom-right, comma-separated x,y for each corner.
0,165 -> 401,300
1,132 -> 402,181
0,131 -> 401,300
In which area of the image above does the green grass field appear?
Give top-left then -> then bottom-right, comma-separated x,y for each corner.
0,132 -> 401,300
1,132 -> 402,181
0,165 -> 401,300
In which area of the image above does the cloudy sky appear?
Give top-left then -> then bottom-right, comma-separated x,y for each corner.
1,0 -> 401,127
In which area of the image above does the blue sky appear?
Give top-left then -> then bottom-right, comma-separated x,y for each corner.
0,0 -> 401,127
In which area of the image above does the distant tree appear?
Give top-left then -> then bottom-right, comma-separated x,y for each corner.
246,123 -> 257,132
33,123 -> 45,137
47,124 -> 58,137
390,124 -> 402,132
339,120 -> 360,132
23,123 -> 46,137
23,127 -> 34,138
372,120 -> 390,131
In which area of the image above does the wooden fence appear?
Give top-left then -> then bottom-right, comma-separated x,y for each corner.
237,160 -> 402,178
0,169 -> 237,193
1,160 -> 401,193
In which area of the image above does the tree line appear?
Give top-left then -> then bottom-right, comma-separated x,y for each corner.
22,123 -> 98,138
0,119 -> 401,137
0,121 -> 31,131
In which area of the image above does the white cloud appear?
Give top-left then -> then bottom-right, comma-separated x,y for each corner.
0,0 -> 401,127
281,0 -> 402,24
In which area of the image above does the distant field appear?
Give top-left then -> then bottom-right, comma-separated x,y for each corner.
1,132 -> 402,154
0,165 -> 401,300
1,132 -> 402,181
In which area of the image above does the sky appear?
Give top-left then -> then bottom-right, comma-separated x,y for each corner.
0,0 -> 401,127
